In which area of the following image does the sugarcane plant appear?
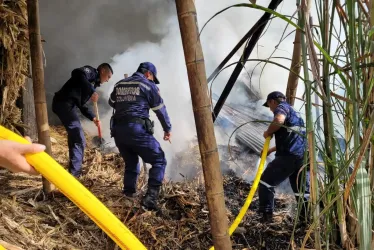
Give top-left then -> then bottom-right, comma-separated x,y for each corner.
293,0 -> 373,248
292,0 -> 373,248
202,0 -> 374,249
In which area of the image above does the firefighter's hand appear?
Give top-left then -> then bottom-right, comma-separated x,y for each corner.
91,92 -> 99,102
263,130 -> 272,139
93,117 -> 100,127
0,137 -> 45,175
163,131 -> 171,141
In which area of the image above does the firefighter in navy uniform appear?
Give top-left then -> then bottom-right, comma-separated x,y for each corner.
109,62 -> 172,211
52,63 -> 113,177
259,91 -> 310,222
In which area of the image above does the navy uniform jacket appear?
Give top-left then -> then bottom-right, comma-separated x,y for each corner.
273,102 -> 306,157
54,66 -> 100,120
109,72 -> 172,133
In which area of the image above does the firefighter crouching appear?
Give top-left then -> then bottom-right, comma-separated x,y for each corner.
108,62 -> 172,211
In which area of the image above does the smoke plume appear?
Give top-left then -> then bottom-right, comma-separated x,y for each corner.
41,0 -> 301,185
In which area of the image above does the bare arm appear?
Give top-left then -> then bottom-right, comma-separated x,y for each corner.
263,113 -> 286,138
267,146 -> 276,155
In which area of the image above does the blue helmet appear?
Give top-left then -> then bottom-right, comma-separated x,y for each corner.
137,62 -> 160,84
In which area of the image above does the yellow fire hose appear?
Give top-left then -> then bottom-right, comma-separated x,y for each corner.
0,126 -> 146,250
209,136 -> 271,250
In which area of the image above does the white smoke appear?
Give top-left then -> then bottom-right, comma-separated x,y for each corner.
82,0 -> 303,180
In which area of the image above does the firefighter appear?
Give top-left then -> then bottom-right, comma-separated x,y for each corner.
108,62 -> 172,211
52,63 -> 113,177
259,91 -> 310,222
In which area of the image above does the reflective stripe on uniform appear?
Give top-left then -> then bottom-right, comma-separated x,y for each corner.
151,103 -> 164,111
287,126 -> 306,133
260,180 -> 274,188
115,81 -> 151,90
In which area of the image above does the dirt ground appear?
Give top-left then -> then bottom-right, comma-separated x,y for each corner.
0,126 -> 313,250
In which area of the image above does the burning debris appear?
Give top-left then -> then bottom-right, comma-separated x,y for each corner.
0,126 -> 313,250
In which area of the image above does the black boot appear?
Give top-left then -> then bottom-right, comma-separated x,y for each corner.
141,186 -> 160,211
122,187 -> 138,207
260,212 -> 274,223
123,189 -> 136,198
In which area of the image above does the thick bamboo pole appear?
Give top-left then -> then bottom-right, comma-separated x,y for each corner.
285,28 -> 302,106
27,0 -> 54,194
175,1 -> 232,249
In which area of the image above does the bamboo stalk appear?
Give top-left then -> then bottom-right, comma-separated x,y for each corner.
300,0 -> 321,248
320,0 -> 347,246
344,101 -> 357,245
286,28 -> 302,106
22,59 -> 38,141
343,110 -> 374,249
368,0 -> 374,196
321,1 -> 334,245
27,0 -> 54,194
346,1 -> 372,249
365,3 -> 374,246
175,1 -> 232,249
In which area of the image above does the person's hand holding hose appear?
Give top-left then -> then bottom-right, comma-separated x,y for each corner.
0,137 -> 45,175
